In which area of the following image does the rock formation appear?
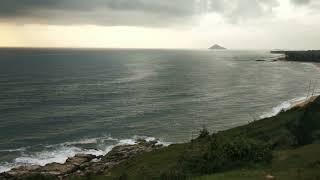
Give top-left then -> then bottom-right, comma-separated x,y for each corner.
0,139 -> 163,180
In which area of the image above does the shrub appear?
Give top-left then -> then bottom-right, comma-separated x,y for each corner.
160,170 -> 187,180
287,106 -> 320,146
179,136 -> 272,175
197,127 -> 210,139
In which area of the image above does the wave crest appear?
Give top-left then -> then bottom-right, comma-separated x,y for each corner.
0,135 -> 170,173
259,95 -> 319,119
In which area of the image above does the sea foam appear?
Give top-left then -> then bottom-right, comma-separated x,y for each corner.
0,136 -> 170,173
259,95 -> 319,119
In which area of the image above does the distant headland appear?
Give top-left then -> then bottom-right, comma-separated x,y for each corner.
209,44 -> 227,50
271,50 -> 320,63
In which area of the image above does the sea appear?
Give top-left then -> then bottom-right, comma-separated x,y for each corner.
0,48 -> 319,172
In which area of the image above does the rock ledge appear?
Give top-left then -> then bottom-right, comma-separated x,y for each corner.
0,139 -> 163,179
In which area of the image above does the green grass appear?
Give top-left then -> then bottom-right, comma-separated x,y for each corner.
194,144 -> 320,180
106,143 -> 188,179
100,97 -> 320,180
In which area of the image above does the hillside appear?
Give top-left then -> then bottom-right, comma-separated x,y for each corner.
3,96 -> 320,180
100,96 -> 320,180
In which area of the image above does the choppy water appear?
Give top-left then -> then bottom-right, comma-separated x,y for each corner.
0,48 -> 319,172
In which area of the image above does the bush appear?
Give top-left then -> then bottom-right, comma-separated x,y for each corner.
287,106 -> 320,146
160,170 -> 187,180
197,127 -> 210,139
179,136 -> 272,175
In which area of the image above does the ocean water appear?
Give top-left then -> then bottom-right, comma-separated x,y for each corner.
0,48 -> 319,172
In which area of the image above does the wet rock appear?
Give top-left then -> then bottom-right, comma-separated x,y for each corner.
0,140 -> 163,179
1,165 -> 41,178
66,154 -> 96,166
103,140 -> 160,163
39,154 -> 97,176
41,162 -> 77,175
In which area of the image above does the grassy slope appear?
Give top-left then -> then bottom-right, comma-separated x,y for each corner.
194,143 -> 320,180
86,97 -> 320,180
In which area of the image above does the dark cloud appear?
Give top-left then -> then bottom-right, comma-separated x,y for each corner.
208,0 -> 279,23
289,0 -> 320,14
0,0 -> 195,16
290,0 -> 311,5
0,0 -> 196,26
0,0 -> 280,26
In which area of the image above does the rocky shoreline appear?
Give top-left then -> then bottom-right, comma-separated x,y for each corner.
0,139 -> 163,180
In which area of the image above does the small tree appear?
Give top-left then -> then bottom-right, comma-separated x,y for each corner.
198,126 -> 210,139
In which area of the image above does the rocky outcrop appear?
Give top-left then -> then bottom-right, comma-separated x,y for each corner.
271,50 -> 320,62
0,140 -> 163,180
285,50 -> 320,62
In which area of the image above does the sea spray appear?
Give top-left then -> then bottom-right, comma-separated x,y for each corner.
0,136 -> 170,173
259,95 -> 319,119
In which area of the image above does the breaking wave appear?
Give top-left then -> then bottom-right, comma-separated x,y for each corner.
259,95 -> 319,119
0,135 -> 170,173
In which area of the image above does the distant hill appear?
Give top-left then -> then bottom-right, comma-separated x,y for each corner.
209,44 -> 226,50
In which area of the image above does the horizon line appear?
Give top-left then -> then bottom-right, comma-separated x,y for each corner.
0,46 -> 280,51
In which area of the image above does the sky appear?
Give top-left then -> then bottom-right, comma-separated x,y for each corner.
0,0 -> 320,49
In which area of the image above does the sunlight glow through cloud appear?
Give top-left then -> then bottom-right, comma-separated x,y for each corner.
0,0 -> 319,49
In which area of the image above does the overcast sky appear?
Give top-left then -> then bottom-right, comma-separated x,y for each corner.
0,0 -> 319,49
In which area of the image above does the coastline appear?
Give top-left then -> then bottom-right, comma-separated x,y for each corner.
1,50 -> 319,179
1,94 -> 317,176
293,95 -> 319,108
1,95 -> 319,179
0,136 -> 169,174
272,50 -> 320,66
259,94 -> 319,119
0,139 -> 164,179
0,96 -> 313,174
102,95 -> 320,180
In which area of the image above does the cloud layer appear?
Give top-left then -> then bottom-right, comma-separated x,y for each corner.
0,0 -> 317,26
0,0 -> 196,26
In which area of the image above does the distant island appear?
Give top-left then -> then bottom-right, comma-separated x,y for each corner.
209,44 -> 227,50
